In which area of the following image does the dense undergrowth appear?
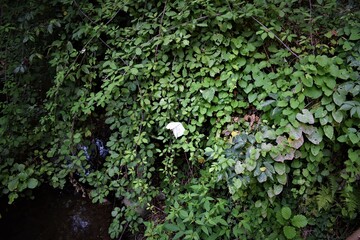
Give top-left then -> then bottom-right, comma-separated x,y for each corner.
1,0 -> 360,239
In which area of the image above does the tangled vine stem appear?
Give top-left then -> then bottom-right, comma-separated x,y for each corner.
251,16 -> 301,60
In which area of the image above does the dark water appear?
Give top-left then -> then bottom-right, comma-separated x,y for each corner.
0,187 -> 113,240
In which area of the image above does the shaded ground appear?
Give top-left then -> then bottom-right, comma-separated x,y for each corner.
0,186 -> 113,240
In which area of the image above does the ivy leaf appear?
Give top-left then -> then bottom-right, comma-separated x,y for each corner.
300,124 -> 316,135
281,206 -> 292,220
296,109 -> 314,124
201,87 -> 215,102
304,86 -> 322,99
257,172 -> 267,183
332,110 -> 343,123
27,178 -> 39,189
8,179 -> 18,191
305,128 -> 323,145
288,135 -> 304,149
274,163 -> 286,175
277,174 -> 288,185
283,226 -> 297,239
323,125 -> 334,139
349,132 -> 359,144
291,215 -> 308,228
316,55 -> 330,67
130,68 -> 139,75
333,92 -> 346,106
274,184 -> 283,195
135,47 -> 142,55
302,75 -> 313,87
235,161 -> 245,174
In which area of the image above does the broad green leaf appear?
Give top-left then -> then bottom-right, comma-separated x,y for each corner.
277,174 -> 287,185
291,215 -> 308,228
300,124 -> 316,134
324,78 -> 336,89
173,232 -> 184,240
135,47 -> 142,55
257,172 -> 267,183
316,55 -> 330,67
302,75 -> 313,87
296,109 -> 314,124
202,87 -> 215,102
349,32 -> 360,40
333,92 -> 346,106
281,206 -> 292,220
332,110 -> 343,123
289,135 -> 304,149
283,226 -> 296,239
290,98 -> 299,109
276,209 -> 285,224
248,93 -> 257,103
130,68 -> 139,75
304,86 -> 322,99
274,163 -> 286,175
8,179 -> 18,191
349,132 -> 359,144
261,143 -> 273,152
305,128 -> 323,145
288,125 -> 303,139
235,161 -> 245,174
179,210 -> 188,219
267,188 -> 275,198
201,226 -> 209,235
263,129 -> 276,139
323,125 -> 334,139
164,223 -> 180,232
274,184 -> 283,195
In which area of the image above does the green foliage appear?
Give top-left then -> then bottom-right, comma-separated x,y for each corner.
1,0 -> 360,239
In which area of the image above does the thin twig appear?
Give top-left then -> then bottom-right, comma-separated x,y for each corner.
184,151 -> 194,178
252,16 -> 301,60
154,1 -> 167,61
309,0 -> 315,54
118,222 -> 129,240
74,0 -> 95,24
106,9 -> 121,25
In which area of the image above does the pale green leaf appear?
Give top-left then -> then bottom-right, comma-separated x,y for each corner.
27,178 -> 38,189
323,125 -> 334,139
8,179 -> 18,191
296,109 -> 314,124
274,184 -> 283,195
235,161 -> 245,174
332,110 -> 343,123
305,128 -> 323,145
201,87 -> 215,102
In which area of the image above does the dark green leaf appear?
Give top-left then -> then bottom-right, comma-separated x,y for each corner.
291,215 -> 308,228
